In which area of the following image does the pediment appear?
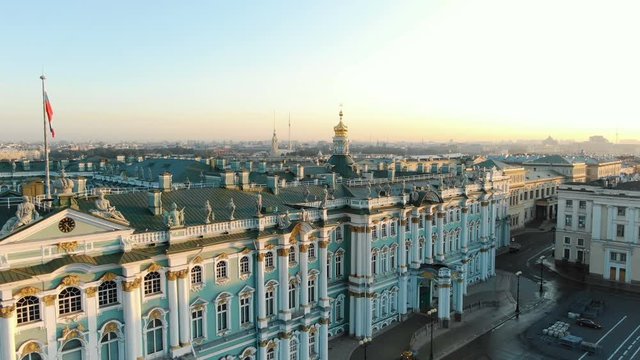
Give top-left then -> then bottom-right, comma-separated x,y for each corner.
1,208 -> 132,244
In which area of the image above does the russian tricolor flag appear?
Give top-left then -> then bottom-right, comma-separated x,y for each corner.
44,91 -> 55,138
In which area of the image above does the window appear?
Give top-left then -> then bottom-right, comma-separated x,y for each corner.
578,216 -> 586,229
58,287 -> 82,315
16,296 -> 40,324
216,301 -> 229,332
290,339 -> 298,360
372,299 -> 378,319
610,252 -> 618,261
266,348 -> 275,360
336,298 -> 344,321
405,221 -> 410,232
191,266 -> 203,285
405,243 -> 410,264
289,246 -> 296,264
216,261 -> 228,279
535,189 -> 540,198
146,319 -> 164,355
307,277 -> 317,303
391,292 -> 397,313
577,238 -> 584,246
191,308 -> 204,340
265,252 -> 274,269
381,224 -> 388,237
372,226 -> 378,239
240,256 -> 250,275
240,296 -> 251,325
618,207 -> 626,217
309,332 -> 316,356
621,253 -> 627,262
61,339 -> 83,360
563,248 -> 570,259
20,354 -> 42,360
390,222 -> 397,236
265,288 -> 275,317
390,248 -> 396,270
371,252 -> 377,275
101,331 -> 119,360
289,282 -> 297,309
308,244 -> 316,259
617,224 -> 625,238
335,252 -> 343,278
579,201 -> 586,209
335,227 -> 343,241
144,272 -> 161,296
565,215 -> 572,227
577,250 -> 584,263
419,217 -> 425,228
381,296 -> 388,316
98,281 -> 118,307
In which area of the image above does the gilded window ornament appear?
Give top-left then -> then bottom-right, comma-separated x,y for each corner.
299,244 -> 309,252
16,286 -> 40,297
265,243 -> 275,250
192,256 -> 203,264
57,241 -> 79,253
257,253 -> 265,262
216,253 -> 229,260
20,341 -> 41,358
318,240 -> 329,249
149,309 -> 163,320
166,271 -> 178,281
122,278 -> 141,292
43,295 -> 56,306
147,263 -> 162,272
104,321 -> 119,334
266,341 -> 276,350
61,275 -> 81,287
241,247 -> 251,254
85,287 -> 97,298
176,269 -> 188,279
100,273 -> 118,282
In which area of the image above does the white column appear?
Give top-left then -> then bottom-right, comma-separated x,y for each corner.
86,288 -> 99,360
399,274 -> 408,315
411,215 -> 420,267
167,272 -> 180,349
177,271 -> 191,346
425,213 -> 434,263
461,207 -> 469,251
490,246 -> 496,276
365,227 -> 373,277
592,204 -> 602,240
0,304 -> 16,360
258,343 -> 267,360
42,295 -> 58,359
481,201 -> 489,241
436,211 -> 445,261
490,201 -> 497,241
123,277 -> 143,359
319,319 -> 329,360
437,268 -> 451,328
462,260 -> 469,295
319,239 -> 329,307
300,244 -> 310,312
399,219 -> 407,270
279,335 -> 290,360
350,227 -> 357,276
256,253 -> 267,328
607,206 -> 615,240
480,248 -> 488,280
349,295 -> 356,336
626,207 -> 636,243
279,247 -> 290,320
299,328 -> 310,360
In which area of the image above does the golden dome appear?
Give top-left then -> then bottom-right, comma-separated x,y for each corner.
333,110 -> 348,137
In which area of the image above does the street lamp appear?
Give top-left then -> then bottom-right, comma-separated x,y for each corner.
427,308 -> 437,360
515,271 -> 522,318
539,255 -> 546,296
359,337 -> 371,360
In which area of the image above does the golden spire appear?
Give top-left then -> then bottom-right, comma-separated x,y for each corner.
334,107 -> 348,137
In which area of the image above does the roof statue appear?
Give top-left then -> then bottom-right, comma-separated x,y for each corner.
256,193 -> 263,217
228,198 -> 236,221
277,211 -> 291,230
54,169 -> 75,195
320,188 -> 329,208
377,184 -> 383,198
90,190 -> 129,225
163,202 -> 185,228
0,196 -> 41,237
303,184 -> 310,202
204,200 -> 214,224
410,185 -> 420,203
301,208 -> 310,222
385,183 -> 392,196
367,182 -> 372,198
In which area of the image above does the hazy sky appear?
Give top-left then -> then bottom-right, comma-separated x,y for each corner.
2,0 -> 639,143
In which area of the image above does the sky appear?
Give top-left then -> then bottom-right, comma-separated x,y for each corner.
1,0 -> 640,143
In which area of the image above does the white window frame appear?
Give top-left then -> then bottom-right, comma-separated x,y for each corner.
239,255 -> 252,279
190,306 -> 206,341
215,293 -> 233,335
215,260 -> 230,284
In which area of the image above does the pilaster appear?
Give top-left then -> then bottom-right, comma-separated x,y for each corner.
177,270 -> 191,346
0,304 -> 16,360
167,271 -> 180,349
256,252 -> 267,328
122,276 -> 143,359
436,211 -> 445,262
425,213 -> 433,263
319,239 -> 329,307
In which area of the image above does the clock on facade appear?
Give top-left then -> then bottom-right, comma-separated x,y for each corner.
58,217 -> 76,233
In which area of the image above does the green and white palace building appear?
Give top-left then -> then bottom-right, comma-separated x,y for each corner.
0,112 -> 510,360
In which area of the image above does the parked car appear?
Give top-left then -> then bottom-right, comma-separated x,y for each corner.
576,318 -> 602,329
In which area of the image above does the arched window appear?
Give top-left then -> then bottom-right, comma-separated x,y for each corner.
265,252 -> 274,269
191,265 -> 203,285
266,347 -> 275,360
380,250 -> 388,273
289,246 -> 296,264
98,281 -> 118,307
371,251 -> 378,275
101,331 -> 119,360
381,223 -> 388,237
308,276 -> 316,303
20,354 -> 42,360
335,251 -> 343,278
309,332 -> 317,356
335,227 -> 343,241
390,222 -> 397,236
308,243 -> 316,259
335,297 -> 344,321
289,338 -> 298,360
371,299 -> 378,319
216,296 -> 230,333
381,296 -> 388,316
240,256 -> 250,275
58,287 -> 82,315
216,261 -> 228,279
146,318 -> 164,355
390,246 -> 396,270
16,296 -> 40,324
372,226 -> 378,239
61,339 -> 83,360
144,272 -> 161,296
265,284 -> 276,317
288,281 -> 297,309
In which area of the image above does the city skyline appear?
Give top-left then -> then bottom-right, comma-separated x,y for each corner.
2,0 -> 640,143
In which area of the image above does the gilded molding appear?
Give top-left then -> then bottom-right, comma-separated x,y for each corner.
149,309 -> 163,320
301,325 -> 311,332
267,341 -> 276,350
436,212 -> 445,218
147,263 -> 162,272
319,318 -> 330,325
176,269 -> 189,279
400,220 -> 408,226
57,241 -> 78,253
85,287 -> 97,298
123,278 -> 141,292
299,244 -> 309,252
192,256 -> 203,264
20,342 -> 41,358
257,253 -> 265,262
259,340 -> 269,348
166,271 -> 178,281
318,240 -> 329,249
426,214 -> 433,220
480,248 -> 489,253
0,306 -> 15,318
43,295 -> 56,306
241,247 -> 252,255
481,201 -> 489,206
104,321 -> 119,334
61,275 -> 81,287
265,244 -> 275,250
216,253 -> 229,260
438,284 -> 451,288
411,217 -> 420,224
461,207 -> 469,213
278,331 -> 291,339
277,248 -> 290,256
16,286 -> 40,298
101,273 -> 118,282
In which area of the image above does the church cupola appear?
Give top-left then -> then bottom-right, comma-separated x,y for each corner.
332,109 -> 350,155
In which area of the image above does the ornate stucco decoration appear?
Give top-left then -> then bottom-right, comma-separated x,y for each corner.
103,321 -> 119,334
123,278 -> 141,292
100,273 -> 118,282
163,202 -> 185,229
85,287 -> 97,298
43,295 -> 56,306
265,243 -> 275,250
216,253 -> 228,261
0,306 -> 15,318
241,248 -> 251,255
149,309 -> 163,320
61,275 -> 81,287
192,256 -> 203,264
20,341 -> 41,358
176,270 -> 188,279
57,241 -> 79,253
16,286 -> 40,297
217,293 -> 231,305
90,190 -> 130,225
147,263 -> 162,272
0,196 -> 41,237
167,271 -> 178,281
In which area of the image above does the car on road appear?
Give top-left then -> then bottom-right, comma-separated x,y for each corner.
509,242 -> 522,253
576,318 -> 602,329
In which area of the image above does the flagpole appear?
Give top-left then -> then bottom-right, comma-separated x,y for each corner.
40,74 -> 51,203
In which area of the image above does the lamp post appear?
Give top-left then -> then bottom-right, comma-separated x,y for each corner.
539,255 -> 545,296
427,308 -> 437,360
359,337 -> 371,360
515,271 -> 522,318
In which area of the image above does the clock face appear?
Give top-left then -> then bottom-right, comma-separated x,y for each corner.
58,217 -> 76,233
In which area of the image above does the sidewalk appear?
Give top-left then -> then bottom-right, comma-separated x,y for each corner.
330,270 -> 541,360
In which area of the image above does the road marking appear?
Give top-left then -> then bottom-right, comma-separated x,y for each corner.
629,341 -> 640,359
608,323 -> 640,360
578,316 -> 627,360
526,245 -> 553,266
